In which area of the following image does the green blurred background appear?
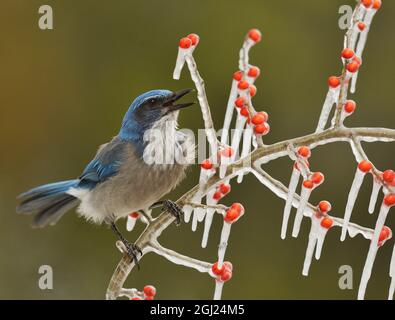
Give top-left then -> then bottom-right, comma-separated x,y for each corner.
0,0 -> 394,299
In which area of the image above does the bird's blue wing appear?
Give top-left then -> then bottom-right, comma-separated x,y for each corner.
78,138 -> 126,189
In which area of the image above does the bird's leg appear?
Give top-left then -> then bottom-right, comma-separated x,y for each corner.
150,200 -> 183,226
110,221 -> 142,268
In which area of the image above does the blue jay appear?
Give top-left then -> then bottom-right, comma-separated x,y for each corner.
17,89 -> 195,263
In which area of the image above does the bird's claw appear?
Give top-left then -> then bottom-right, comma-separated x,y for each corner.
123,240 -> 142,268
150,200 -> 183,226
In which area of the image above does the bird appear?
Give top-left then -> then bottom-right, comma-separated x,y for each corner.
17,89 -> 195,264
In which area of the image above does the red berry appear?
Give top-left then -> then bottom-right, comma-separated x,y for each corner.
240,107 -> 250,117
298,146 -> 311,158
358,22 -> 366,31
179,37 -> 192,49
129,212 -> 140,219
201,159 -> 213,170
384,194 -> 395,207
223,261 -> 233,271
143,285 -> 156,297
233,70 -> 243,81
344,100 -> 356,114
251,113 -> 266,125
373,0 -> 382,10
362,0 -> 373,8
187,33 -> 199,46
303,180 -> 314,189
321,217 -> 334,229
358,160 -> 373,173
347,61 -> 360,73
318,200 -> 332,213
145,296 -> 154,300
342,48 -> 355,59
328,76 -> 340,88
213,191 -> 223,201
238,80 -> 249,90
249,84 -> 257,97
248,66 -> 260,78
248,28 -> 262,42
219,183 -> 231,194
234,96 -> 246,108
379,226 -> 391,242
220,147 -> 234,158
224,208 -> 240,223
383,170 -> 395,184
211,262 -> 224,275
312,172 -> 325,185
254,123 -> 270,135
131,297 -> 142,300
220,270 -> 232,282
231,203 -> 245,214
353,56 -> 362,66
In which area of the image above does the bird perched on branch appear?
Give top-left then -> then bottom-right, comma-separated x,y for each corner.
17,89 -> 195,264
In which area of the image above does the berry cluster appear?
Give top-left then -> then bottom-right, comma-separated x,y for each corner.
211,261 -> 233,282
315,200 -> 334,229
130,285 -> 157,300
224,203 -> 245,224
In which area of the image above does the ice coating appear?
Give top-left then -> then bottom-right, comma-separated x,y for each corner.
341,168 -> 366,241
237,125 -> 253,183
389,244 -> 395,300
281,168 -> 301,239
213,280 -> 224,300
368,178 -> 382,214
217,222 -> 232,269
126,215 -> 137,232
358,202 -> 390,300
292,186 -> 312,238
220,81 -> 238,146
201,189 -> 218,248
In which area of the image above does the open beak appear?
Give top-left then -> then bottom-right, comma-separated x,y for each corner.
164,88 -> 195,112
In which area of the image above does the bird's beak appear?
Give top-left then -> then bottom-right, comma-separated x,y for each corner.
164,88 -> 195,112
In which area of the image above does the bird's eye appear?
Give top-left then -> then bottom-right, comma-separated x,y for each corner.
149,98 -> 156,104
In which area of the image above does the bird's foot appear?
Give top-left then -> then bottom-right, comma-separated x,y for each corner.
150,200 -> 183,226
122,240 -> 143,267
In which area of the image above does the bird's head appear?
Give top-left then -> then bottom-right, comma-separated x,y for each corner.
119,89 -> 194,141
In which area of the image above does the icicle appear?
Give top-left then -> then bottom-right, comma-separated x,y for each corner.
217,222 -> 232,268
230,113 -> 247,162
237,124 -> 253,183
202,190 -> 217,248
126,214 -> 138,232
315,222 -> 330,260
302,217 -> 319,276
292,186 -> 312,238
213,280 -> 224,300
315,87 -> 340,133
220,81 -> 238,146
173,44 -> 195,80
281,167 -> 301,239
183,205 -> 193,223
358,202 -> 390,300
389,244 -> 395,300
341,168 -> 366,241
368,178 -> 382,214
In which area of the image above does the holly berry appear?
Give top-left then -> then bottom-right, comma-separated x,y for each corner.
238,80 -> 250,90
321,217 -> 334,229
384,194 -> 395,207
240,107 -> 250,117
373,0 -> 382,10
129,212 -> 140,219
220,270 -> 232,282
143,285 -> 156,297
131,297 -> 142,300
383,170 -> 395,184
358,22 -> 366,31
219,183 -> 231,194
248,28 -> 262,43
318,200 -> 332,213
201,159 -> 213,170
251,112 -> 268,125
379,226 -> 391,243
220,147 -> 234,158
211,261 -> 233,282
358,160 -> 373,173
249,84 -> 257,97
233,70 -> 243,81
312,172 -> 325,185
248,66 -> 260,78
254,122 -> 270,135
213,191 -> 223,201
342,48 -> 355,59
179,37 -> 192,49
303,180 -> 314,189
187,33 -> 199,46
224,208 -> 240,223
328,76 -> 340,88
347,61 -> 360,73
235,96 -> 246,108
298,146 -> 311,158
231,203 -> 245,215
344,100 -> 356,114
361,0 -> 373,8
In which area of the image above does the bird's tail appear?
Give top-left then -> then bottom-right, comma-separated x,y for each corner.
17,180 -> 80,228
